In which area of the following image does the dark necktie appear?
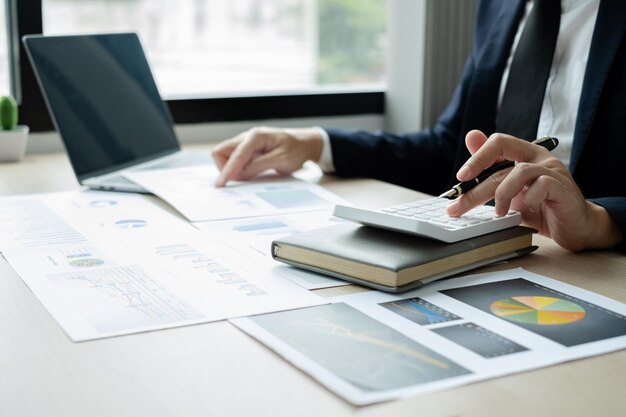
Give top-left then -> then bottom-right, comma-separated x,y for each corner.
495,0 -> 561,140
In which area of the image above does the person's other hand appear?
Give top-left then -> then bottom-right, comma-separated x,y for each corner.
446,130 -> 621,251
212,127 -> 324,187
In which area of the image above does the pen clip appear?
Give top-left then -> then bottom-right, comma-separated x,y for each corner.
532,136 -> 559,150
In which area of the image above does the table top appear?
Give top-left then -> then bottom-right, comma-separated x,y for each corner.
1,147 -> 625,417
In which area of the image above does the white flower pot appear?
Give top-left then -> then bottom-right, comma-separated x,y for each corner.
0,125 -> 29,162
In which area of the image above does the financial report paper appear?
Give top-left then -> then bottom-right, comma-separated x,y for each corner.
0,191 -> 326,341
124,165 -> 348,222
233,268 -> 626,405
193,211 -> 349,290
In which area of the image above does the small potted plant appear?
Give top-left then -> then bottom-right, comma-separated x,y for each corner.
0,95 -> 29,162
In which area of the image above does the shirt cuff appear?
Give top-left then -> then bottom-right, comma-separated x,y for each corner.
313,126 -> 336,173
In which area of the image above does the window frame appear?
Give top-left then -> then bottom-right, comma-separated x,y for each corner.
11,0 -> 385,132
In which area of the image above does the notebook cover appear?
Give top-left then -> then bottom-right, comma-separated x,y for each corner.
275,245 -> 537,293
271,223 -> 536,291
273,223 -> 535,271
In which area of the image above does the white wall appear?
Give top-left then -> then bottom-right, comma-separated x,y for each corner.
384,0 -> 427,133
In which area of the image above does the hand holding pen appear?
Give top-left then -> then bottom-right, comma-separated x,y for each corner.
443,130 -> 621,251
440,136 -> 559,199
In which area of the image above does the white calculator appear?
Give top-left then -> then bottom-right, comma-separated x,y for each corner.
332,197 -> 521,243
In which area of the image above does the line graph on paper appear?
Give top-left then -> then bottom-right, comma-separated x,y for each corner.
249,303 -> 470,391
48,265 -> 203,335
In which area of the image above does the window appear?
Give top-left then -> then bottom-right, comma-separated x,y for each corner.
9,2 -> 476,136
0,0 -> 10,95
43,0 -> 387,99
14,0 -> 387,131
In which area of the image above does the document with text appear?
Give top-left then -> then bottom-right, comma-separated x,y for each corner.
193,210 -> 349,290
0,191 -> 325,341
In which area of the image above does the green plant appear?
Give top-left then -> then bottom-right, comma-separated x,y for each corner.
0,95 -> 19,130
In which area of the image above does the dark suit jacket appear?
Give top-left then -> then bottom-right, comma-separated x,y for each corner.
326,0 -> 626,250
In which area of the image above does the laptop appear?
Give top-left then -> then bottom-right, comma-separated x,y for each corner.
23,32 -> 212,192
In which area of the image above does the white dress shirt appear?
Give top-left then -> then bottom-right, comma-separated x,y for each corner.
317,0 -> 599,172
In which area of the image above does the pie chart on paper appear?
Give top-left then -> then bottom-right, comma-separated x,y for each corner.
490,296 -> 586,325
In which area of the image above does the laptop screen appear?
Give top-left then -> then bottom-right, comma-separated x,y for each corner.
24,33 -> 180,178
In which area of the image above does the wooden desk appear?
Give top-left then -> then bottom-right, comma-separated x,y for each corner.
1,148 -> 625,417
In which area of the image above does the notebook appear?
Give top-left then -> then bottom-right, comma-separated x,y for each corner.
23,32 -> 212,193
272,223 -> 537,292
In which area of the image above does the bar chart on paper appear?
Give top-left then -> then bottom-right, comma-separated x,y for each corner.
0,198 -> 86,250
193,212 -> 348,290
154,243 -> 267,296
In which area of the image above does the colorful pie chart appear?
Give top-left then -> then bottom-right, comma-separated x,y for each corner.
490,296 -> 586,325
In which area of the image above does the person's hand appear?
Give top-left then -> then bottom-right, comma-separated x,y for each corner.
446,130 -> 621,251
212,126 -> 324,187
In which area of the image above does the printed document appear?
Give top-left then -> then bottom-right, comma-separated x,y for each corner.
193,211 -> 349,290
124,165 -> 347,221
0,191 -> 325,341
232,268 -> 626,405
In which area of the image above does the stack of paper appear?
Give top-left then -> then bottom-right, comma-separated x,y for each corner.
0,190 -> 329,341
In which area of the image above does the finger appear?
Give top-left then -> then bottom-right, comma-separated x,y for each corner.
216,133 -> 270,186
239,148 -> 287,180
494,162 -> 557,216
447,165 -> 513,216
216,143 -> 255,186
465,130 -> 489,155
212,140 -> 239,171
522,174 -> 567,208
456,133 -> 547,181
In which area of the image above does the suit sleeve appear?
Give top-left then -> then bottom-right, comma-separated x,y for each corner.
589,198 -> 626,251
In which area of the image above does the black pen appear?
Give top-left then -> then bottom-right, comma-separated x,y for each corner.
439,136 -> 559,199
